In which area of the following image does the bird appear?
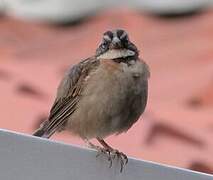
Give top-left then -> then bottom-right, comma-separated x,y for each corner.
33,29 -> 150,172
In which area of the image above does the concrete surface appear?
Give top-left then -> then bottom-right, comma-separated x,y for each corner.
0,129 -> 212,180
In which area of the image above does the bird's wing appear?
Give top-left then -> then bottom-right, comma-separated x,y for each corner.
33,57 -> 99,138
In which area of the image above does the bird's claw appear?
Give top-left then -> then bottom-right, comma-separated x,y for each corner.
96,148 -> 128,172
113,150 -> 128,172
87,140 -> 128,172
95,147 -> 113,167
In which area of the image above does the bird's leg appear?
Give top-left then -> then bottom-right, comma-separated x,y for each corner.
84,139 -> 111,158
96,138 -> 128,172
84,139 -> 101,150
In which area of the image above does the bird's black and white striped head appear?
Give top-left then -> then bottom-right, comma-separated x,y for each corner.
96,29 -> 139,59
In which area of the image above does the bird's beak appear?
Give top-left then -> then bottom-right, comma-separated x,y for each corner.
111,37 -> 121,48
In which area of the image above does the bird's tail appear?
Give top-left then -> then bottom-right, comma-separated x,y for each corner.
32,121 -> 51,138
33,128 -> 47,137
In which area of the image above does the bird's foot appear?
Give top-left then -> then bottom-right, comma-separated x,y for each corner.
96,147 -> 114,168
108,148 -> 128,172
85,140 -> 110,157
96,138 -> 128,172
96,147 -> 128,172
85,139 -> 128,172
85,140 -> 114,167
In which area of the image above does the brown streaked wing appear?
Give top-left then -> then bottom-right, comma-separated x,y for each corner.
39,57 -> 99,138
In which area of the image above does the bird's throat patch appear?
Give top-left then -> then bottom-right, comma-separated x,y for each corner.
97,49 -> 135,60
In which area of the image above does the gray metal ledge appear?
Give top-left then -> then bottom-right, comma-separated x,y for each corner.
0,129 -> 212,180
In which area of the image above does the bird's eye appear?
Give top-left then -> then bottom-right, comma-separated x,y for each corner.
121,34 -> 128,42
122,37 -> 129,46
104,31 -> 113,40
101,41 -> 108,49
118,30 -> 129,42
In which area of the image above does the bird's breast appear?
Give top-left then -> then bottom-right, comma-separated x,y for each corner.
67,59 -> 149,139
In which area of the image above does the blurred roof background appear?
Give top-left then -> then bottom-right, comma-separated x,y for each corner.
0,0 -> 213,175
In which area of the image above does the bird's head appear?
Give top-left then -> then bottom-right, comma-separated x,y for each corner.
96,29 -> 139,60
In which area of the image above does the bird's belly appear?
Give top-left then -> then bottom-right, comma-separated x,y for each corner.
66,61 -> 148,139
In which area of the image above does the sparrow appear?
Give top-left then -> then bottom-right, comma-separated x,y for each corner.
33,29 -> 150,172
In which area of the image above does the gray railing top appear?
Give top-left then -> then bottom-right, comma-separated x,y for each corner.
0,129 -> 212,180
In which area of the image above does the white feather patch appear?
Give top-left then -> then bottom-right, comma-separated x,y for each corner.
97,49 -> 135,59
